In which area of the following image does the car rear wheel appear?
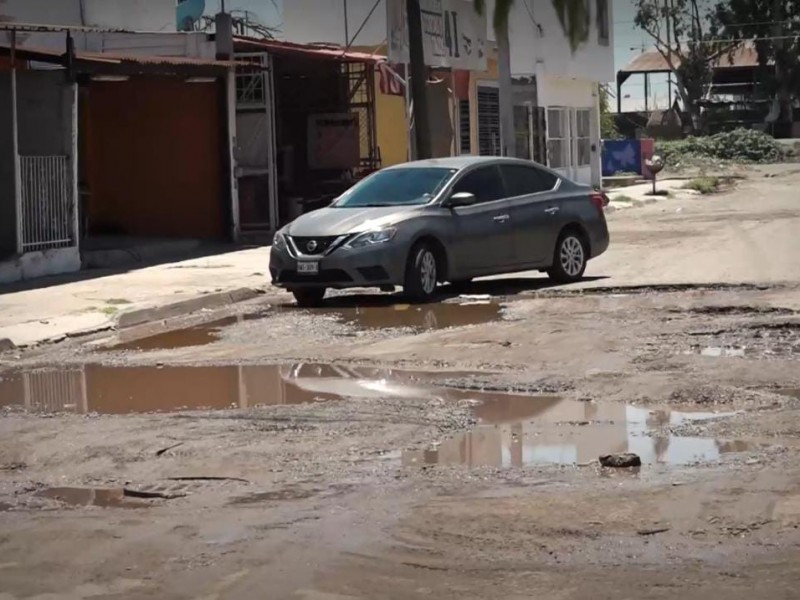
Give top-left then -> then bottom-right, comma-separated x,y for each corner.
292,288 -> 327,307
547,231 -> 587,283
404,243 -> 438,302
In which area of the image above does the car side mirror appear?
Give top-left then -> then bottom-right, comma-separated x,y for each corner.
446,192 -> 477,208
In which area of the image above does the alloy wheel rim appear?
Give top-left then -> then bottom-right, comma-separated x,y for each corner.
420,251 -> 437,294
560,236 -> 584,277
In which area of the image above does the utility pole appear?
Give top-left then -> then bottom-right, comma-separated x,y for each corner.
344,0 -> 349,46
406,0 -> 432,159
664,0 -> 672,108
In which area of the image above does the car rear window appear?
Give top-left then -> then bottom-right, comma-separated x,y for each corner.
500,164 -> 558,197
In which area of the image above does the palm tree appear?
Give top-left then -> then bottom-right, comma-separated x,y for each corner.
474,0 -> 592,157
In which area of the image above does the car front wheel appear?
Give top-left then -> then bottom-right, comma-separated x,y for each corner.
404,243 -> 438,302
291,288 -> 327,307
547,231 -> 587,283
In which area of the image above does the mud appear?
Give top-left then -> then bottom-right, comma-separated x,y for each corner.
36,487 -> 153,509
3,284 -> 800,598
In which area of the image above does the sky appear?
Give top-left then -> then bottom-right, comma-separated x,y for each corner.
203,0 -> 667,112
612,0 -> 672,112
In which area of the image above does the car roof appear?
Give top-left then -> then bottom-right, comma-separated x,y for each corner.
385,156 -> 555,172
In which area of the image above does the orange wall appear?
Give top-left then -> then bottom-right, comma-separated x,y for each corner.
84,76 -> 226,239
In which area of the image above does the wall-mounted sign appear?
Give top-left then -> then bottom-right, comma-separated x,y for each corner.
307,113 -> 360,170
387,0 -> 487,71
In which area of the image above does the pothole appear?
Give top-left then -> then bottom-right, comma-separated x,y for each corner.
320,299 -> 504,331
402,397 -> 750,468
108,311 -> 271,351
1,364 -> 755,468
104,301 -> 506,352
0,363 -> 484,414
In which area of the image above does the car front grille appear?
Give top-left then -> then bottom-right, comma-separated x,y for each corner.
289,236 -> 340,256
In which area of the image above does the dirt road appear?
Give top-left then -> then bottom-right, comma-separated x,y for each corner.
1,168 -> 799,599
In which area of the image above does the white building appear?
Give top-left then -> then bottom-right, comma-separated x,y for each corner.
500,0 -> 614,185
278,0 -> 614,187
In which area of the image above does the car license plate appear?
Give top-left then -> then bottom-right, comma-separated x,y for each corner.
297,261 -> 319,275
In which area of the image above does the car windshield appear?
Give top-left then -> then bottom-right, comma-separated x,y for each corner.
333,167 -> 457,208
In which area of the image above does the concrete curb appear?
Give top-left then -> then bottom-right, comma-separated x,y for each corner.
116,287 -> 265,329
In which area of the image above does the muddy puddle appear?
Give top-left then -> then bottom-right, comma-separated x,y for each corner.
107,301 -> 505,352
0,363 -> 474,415
403,397 -> 751,468
320,299 -> 504,331
109,312 -> 269,351
0,363 -> 754,467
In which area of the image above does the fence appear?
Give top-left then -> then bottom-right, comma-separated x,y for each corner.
19,155 -> 75,252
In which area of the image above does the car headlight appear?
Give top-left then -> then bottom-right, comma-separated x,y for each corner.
273,231 -> 287,252
346,227 -> 397,249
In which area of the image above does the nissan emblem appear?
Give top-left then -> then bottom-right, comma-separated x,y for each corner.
306,240 -> 318,252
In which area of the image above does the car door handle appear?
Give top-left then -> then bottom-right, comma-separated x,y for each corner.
544,206 -> 560,214
493,214 -> 510,223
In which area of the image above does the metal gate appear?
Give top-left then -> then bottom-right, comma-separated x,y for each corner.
235,52 -> 278,235
19,155 -> 76,252
343,61 -> 380,175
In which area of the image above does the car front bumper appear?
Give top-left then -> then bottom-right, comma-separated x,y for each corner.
269,241 -> 408,289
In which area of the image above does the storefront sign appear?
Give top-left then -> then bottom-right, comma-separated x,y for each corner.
387,0 -> 487,71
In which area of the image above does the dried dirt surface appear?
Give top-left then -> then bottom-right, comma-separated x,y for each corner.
1,167 -> 800,599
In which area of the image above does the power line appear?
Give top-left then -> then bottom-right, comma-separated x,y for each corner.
615,33 -> 799,49
614,18 -> 798,28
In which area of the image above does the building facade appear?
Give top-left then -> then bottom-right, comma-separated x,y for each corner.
279,0 -> 614,187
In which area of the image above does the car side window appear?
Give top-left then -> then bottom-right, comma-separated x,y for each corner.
451,166 -> 506,204
500,165 -> 558,197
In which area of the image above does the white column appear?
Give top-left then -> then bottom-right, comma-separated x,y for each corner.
10,31 -> 23,255
590,84 -> 602,189
71,82 -> 80,247
225,69 -> 240,242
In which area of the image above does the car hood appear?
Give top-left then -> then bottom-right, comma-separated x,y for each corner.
285,206 -> 420,237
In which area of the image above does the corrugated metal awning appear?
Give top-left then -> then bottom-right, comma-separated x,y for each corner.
233,36 -> 385,64
0,43 -> 255,73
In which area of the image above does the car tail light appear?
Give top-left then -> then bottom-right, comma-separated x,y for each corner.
590,192 -> 608,213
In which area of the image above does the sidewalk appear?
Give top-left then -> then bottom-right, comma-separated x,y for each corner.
0,247 -> 272,348
605,178 -> 699,212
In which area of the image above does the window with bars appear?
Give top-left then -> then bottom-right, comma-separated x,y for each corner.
458,99 -> 471,154
477,86 -> 501,156
576,108 -> 592,167
514,105 -> 531,160
597,0 -> 610,46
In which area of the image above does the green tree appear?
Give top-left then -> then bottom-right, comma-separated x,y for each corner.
600,85 -> 620,139
633,0 -> 725,133
713,0 -> 800,133
473,0 -> 592,157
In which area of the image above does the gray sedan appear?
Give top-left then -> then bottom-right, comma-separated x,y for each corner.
270,156 -> 609,306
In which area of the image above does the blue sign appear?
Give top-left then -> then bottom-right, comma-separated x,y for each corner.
602,140 -> 642,177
